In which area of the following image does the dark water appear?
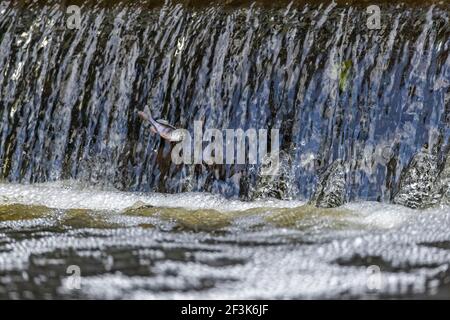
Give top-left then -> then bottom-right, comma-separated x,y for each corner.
0,0 -> 448,200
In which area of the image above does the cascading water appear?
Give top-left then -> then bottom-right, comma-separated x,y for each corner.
0,0 -> 448,200
0,0 -> 450,300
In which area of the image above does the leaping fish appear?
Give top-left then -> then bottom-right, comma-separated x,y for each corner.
137,106 -> 184,142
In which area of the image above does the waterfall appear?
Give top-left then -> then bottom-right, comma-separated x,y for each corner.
0,0 -> 449,201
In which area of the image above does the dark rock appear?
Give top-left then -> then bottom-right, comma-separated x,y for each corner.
393,151 -> 441,209
439,152 -> 450,205
251,151 -> 294,200
309,160 -> 346,208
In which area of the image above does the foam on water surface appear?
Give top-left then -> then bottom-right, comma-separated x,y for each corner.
0,182 -> 450,299
0,182 -> 305,212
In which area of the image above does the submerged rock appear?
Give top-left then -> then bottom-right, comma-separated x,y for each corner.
266,204 -> 352,229
60,209 -> 119,229
125,201 -> 154,212
0,204 -> 54,222
309,160 -> 347,208
393,151 -> 441,209
125,205 -> 231,232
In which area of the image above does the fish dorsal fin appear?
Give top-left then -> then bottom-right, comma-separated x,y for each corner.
156,119 -> 177,129
156,119 -> 168,125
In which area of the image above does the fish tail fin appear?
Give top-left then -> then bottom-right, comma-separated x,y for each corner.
144,105 -> 155,121
137,105 -> 154,123
143,105 -> 160,129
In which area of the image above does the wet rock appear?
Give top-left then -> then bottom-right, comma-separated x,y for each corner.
250,151 -> 294,200
309,160 -> 346,208
393,152 -> 441,209
439,152 -> 450,205
60,209 -> 119,229
125,201 -> 154,212
0,204 -> 54,222
266,204 -> 352,229
125,205 -> 231,232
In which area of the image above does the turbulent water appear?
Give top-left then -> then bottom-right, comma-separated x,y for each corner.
0,0 -> 449,299
0,182 -> 450,299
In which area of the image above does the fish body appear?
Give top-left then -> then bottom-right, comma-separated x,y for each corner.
138,106 -> 184,142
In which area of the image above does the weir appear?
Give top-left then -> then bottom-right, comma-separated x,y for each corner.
0,0 -> 449,200
0,1 -> 450,300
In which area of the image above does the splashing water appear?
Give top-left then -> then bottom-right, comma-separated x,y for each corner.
0,181 -> 449,299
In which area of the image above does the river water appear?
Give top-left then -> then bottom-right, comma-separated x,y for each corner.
0,0 -> 449,299
0,181 -> 449,299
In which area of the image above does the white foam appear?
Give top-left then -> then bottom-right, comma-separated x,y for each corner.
1,182 -> 450,299
340,201 -> 416,229
1,182 -> 448,232
0,181 -> 305,212
341,201 -> 450,229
